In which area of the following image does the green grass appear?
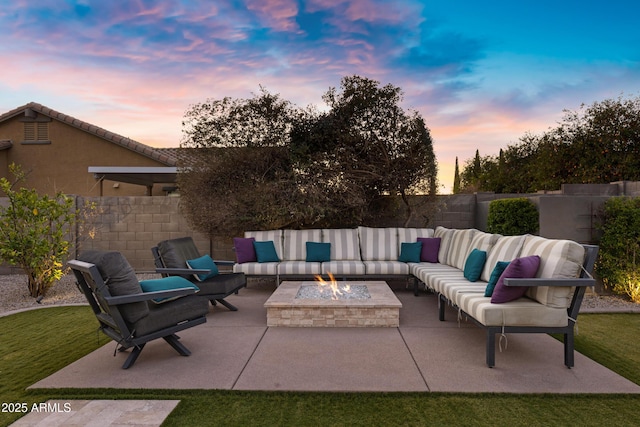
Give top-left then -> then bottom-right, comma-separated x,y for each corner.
1,307 -> 640,426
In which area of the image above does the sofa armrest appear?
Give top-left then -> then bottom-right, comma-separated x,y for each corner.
503,278 -> 595,287
104,287 -> 197,305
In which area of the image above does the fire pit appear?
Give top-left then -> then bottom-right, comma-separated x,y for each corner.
264,280 -> 402,327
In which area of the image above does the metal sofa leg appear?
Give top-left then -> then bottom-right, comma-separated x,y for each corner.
564,331 -> 575,368
486,329 -> 496,368
438,294 -> 446,321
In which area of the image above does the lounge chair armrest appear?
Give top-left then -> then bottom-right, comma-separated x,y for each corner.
503,278 -> 595,287
104,287 -> 197,305
156,267 -> 209,275
213,260 -> 236,266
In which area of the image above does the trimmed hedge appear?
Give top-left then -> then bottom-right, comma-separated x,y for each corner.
487,198 -> 539,236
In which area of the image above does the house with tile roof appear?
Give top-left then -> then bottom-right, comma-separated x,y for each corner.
0,102 -> 181,196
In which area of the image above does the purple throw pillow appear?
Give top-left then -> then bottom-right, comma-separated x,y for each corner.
417,237 -> 441,263
490,255 -> 541,304
234,237 -> 256,264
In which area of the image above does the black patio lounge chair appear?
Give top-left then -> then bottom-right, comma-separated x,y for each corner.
69,250 -> 209,369
152,236 -> 246,311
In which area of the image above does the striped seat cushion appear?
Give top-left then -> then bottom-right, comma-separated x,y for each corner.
233,262 -> 278,276
282,229 -> 323,261
277,261 -> 322,275
321,261 -> 366,276
458,293 -> 568,327
358,227 -> 398,261
363,261 -> 410,275
323,229 -> 361,261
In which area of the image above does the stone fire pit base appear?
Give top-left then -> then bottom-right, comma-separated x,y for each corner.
264,281 -> 402,327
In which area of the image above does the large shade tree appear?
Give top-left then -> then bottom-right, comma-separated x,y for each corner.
179,76 -> 438,237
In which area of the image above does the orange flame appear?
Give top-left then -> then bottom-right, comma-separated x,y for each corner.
314,272 -> 351,300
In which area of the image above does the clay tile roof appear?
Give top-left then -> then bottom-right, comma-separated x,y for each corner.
0,102 -> 178,166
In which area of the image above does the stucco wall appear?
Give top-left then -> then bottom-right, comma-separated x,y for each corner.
0,114 -> 169,197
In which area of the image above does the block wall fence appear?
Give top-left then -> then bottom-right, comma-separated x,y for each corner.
2,180 -> 638,272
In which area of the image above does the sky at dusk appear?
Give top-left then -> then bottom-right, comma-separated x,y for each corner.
2,0 -> 639,193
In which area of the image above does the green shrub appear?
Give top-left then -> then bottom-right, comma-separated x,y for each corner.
0,164 -> 83,298
597,197 -> 640,302
487,198 -> 539,235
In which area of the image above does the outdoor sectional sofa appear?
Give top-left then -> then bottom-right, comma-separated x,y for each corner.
232,226 -> 598,368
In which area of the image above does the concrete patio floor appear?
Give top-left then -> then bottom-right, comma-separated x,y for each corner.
30,281 -> 640,394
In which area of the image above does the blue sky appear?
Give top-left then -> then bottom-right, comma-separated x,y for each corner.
2,0 -> 639,192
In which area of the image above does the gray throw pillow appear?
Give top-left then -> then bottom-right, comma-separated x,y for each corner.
78,250 -> 149,324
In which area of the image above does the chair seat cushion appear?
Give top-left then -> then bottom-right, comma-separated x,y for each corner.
135,295 -> 209,337
139,276 -> 200,304
196,273 -> 246,296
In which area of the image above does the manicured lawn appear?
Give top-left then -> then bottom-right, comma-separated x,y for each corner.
1,307 -> 639,426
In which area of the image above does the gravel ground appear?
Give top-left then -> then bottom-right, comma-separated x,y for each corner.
1,274 -> 639,317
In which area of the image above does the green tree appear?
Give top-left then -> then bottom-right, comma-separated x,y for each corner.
0,164 -> 80,297
460,95 -> 640,193
453,157 -> 461,194
293,75 -> 438,225
180,76 -> 439,235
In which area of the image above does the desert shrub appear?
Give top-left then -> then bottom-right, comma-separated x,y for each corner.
0,164 -> 89,297
487,198 -> 539,235
597,197 -> 640,302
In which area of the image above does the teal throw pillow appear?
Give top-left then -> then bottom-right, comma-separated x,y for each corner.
306,241 -> 331,262
485,261 -> 510,297
186,254 -> 219,281
140,276 -> 200,304
398,241 -> 423,263
253,240 -> 280,263
463,249 -> 487,282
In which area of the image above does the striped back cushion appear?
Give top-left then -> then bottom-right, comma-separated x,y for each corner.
358,227 -> 398,261
323,229 -> 361,261
520,235 -> 586,308
465,231 -> 500,260
520,235 -> 585,279
480,235 -> 526,282
445,229 -> 476,269
397,228 -> 434,248
244,230 -> 284,261
434,226 -> 454,264
283,229 -> 322,261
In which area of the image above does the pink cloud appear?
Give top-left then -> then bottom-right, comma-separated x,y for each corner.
245,0 -> 300,32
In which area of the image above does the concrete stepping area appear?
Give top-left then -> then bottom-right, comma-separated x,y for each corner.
10,400 -> 179,427
19,283 -> 640,425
